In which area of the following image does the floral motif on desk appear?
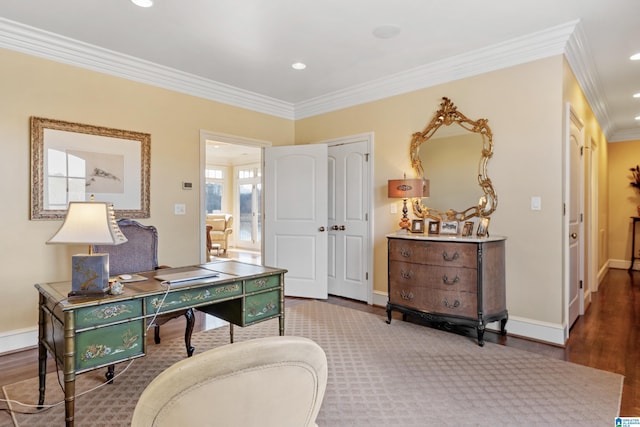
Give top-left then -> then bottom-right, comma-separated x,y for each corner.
82,304 -> 133,322
80,328 -> 140,362
149,284 -> 241,310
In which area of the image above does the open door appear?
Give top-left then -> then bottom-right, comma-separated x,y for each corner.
264,144 -> 328,299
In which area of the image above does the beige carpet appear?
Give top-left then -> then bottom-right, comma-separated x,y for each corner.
2,301 -> 623,426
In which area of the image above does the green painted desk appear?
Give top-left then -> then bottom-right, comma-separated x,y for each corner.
35,260 -> 286,427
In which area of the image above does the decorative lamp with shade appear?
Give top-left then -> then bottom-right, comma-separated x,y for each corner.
388,177 -> 429,233
47,201 -> 128,297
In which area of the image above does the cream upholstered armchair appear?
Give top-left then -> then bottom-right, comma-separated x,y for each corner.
206,213 -> 233,254
131,336 -> 328,427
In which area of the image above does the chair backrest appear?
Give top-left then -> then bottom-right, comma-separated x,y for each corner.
131,336 -> 328,427
93,219 -> 158,276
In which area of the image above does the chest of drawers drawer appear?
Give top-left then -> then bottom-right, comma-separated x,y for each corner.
388,239 -> 477,268
388,283 -> 477,318
389,260 -> 477,292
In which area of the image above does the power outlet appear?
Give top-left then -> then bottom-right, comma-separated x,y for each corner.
390,203 -> 397,214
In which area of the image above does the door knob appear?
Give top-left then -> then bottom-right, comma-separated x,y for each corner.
571,232 -> 577,239
331,225 -> 339,230
339,225 -> 346,230
319,226 -> 326,232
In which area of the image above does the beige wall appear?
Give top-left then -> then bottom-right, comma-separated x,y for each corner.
0,45 -> 612,347
0,48 -> 294,335
297,56 -> 568,325
608,140 -> 640,263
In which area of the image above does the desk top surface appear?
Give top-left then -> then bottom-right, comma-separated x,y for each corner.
35,259 -> 286,309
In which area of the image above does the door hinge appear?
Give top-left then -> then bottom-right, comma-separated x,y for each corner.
365,153 -> 369,162
579,280 -> 583,289
563,203 -> 566,216
580,213 -> 583,223
365,213 -> 368,221
366,272 -> 369,280
580,146 -> 584,156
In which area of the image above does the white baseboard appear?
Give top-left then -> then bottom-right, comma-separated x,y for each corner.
0,327 -> 38,355
609,258 -> 634,271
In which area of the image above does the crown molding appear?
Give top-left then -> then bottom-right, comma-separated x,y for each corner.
294,21 -> 578,119
0,17 -> 296,120
608,128 -> 640,143
0,17 -> 623,137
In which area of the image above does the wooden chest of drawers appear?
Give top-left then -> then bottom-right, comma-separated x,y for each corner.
386,235 -> 507,346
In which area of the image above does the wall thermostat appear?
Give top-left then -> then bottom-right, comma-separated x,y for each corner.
182,181 -> 193,190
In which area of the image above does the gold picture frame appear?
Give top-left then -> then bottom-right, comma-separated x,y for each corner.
30,117 -> 151,220
461,221 -> 474,237
476,217 -> 490,237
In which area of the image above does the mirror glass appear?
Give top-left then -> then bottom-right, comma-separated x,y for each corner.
410,97 -> 496,221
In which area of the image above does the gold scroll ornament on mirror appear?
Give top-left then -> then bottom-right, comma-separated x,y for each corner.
410,97 -> 497,221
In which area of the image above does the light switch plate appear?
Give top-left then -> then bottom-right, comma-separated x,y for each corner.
531,196 -> 542,211
174,203 -> 186,215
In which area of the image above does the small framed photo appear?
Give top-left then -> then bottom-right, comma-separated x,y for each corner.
461,221 -> 474,237
476,217 -> 491,237
410,219 -> 424,233
440,221 -> 459,235
428,221 -> 440,234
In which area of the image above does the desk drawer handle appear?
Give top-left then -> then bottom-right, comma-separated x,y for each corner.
442,274 -> 460,285
401,290 -> 414,301
400,269 -> 414,280
400,247 -> 413,258
442,251 -> 459,262
443,298 -> 461,309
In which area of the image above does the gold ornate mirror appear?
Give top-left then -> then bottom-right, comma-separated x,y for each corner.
410,97 -> 496,221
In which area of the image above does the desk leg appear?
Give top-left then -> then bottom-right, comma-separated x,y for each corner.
63,311 -> 76,427
37,294 -> 47,408
279,275 -> 285,336
229,323 -> 234,343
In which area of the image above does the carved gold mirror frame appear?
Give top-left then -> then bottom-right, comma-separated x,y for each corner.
410,97 -> 496,221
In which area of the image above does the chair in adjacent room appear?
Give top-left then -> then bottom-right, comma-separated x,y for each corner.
205,213 -> 233,255
131,336 -> 328,427
94,219 -> 196,362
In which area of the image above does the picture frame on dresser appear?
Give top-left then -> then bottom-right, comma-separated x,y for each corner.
410,219 -> 424,233
476,217 -> 490,237
428,221 -> 440,234
461,221 -> 474,237
440,220 -> 459,235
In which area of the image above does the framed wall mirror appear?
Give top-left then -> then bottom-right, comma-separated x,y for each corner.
30,117 -> 151,220
410,97 -> 497,221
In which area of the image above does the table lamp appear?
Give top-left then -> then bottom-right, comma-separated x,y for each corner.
47,201 -> 128,297
388,177 -> 429,233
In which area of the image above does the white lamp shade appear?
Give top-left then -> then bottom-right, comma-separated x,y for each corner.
47,202 -> 128,245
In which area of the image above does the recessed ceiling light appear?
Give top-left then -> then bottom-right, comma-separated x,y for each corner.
291,62 -> 306,70
634,93 -> 640,98
372,25 -> 401,39
131,0 -> 153,7
630,52 -> 640,61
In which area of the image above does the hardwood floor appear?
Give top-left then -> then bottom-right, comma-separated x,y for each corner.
1,267 -> 638,421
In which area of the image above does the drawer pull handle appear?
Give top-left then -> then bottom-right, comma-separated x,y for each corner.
400,269 -> 414,279
442,274 -> 460,285
442,251 -> 459,262
443,298 -> 461,309
401,290 -> 414,301
400,247 -> 413,258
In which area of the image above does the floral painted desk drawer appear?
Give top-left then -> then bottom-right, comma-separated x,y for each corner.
146,281 -> 243,314
75,320 -> 145,372
245,274 -> 281,293
75,300 -> 143,329
245,289 -> 280,324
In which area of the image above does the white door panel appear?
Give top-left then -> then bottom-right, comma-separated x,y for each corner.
566,105 -> 584,329
327,140 -> 370,302
264,145 -> 328,299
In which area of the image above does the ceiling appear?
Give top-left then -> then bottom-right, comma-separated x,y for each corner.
0,0 -> 638,141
